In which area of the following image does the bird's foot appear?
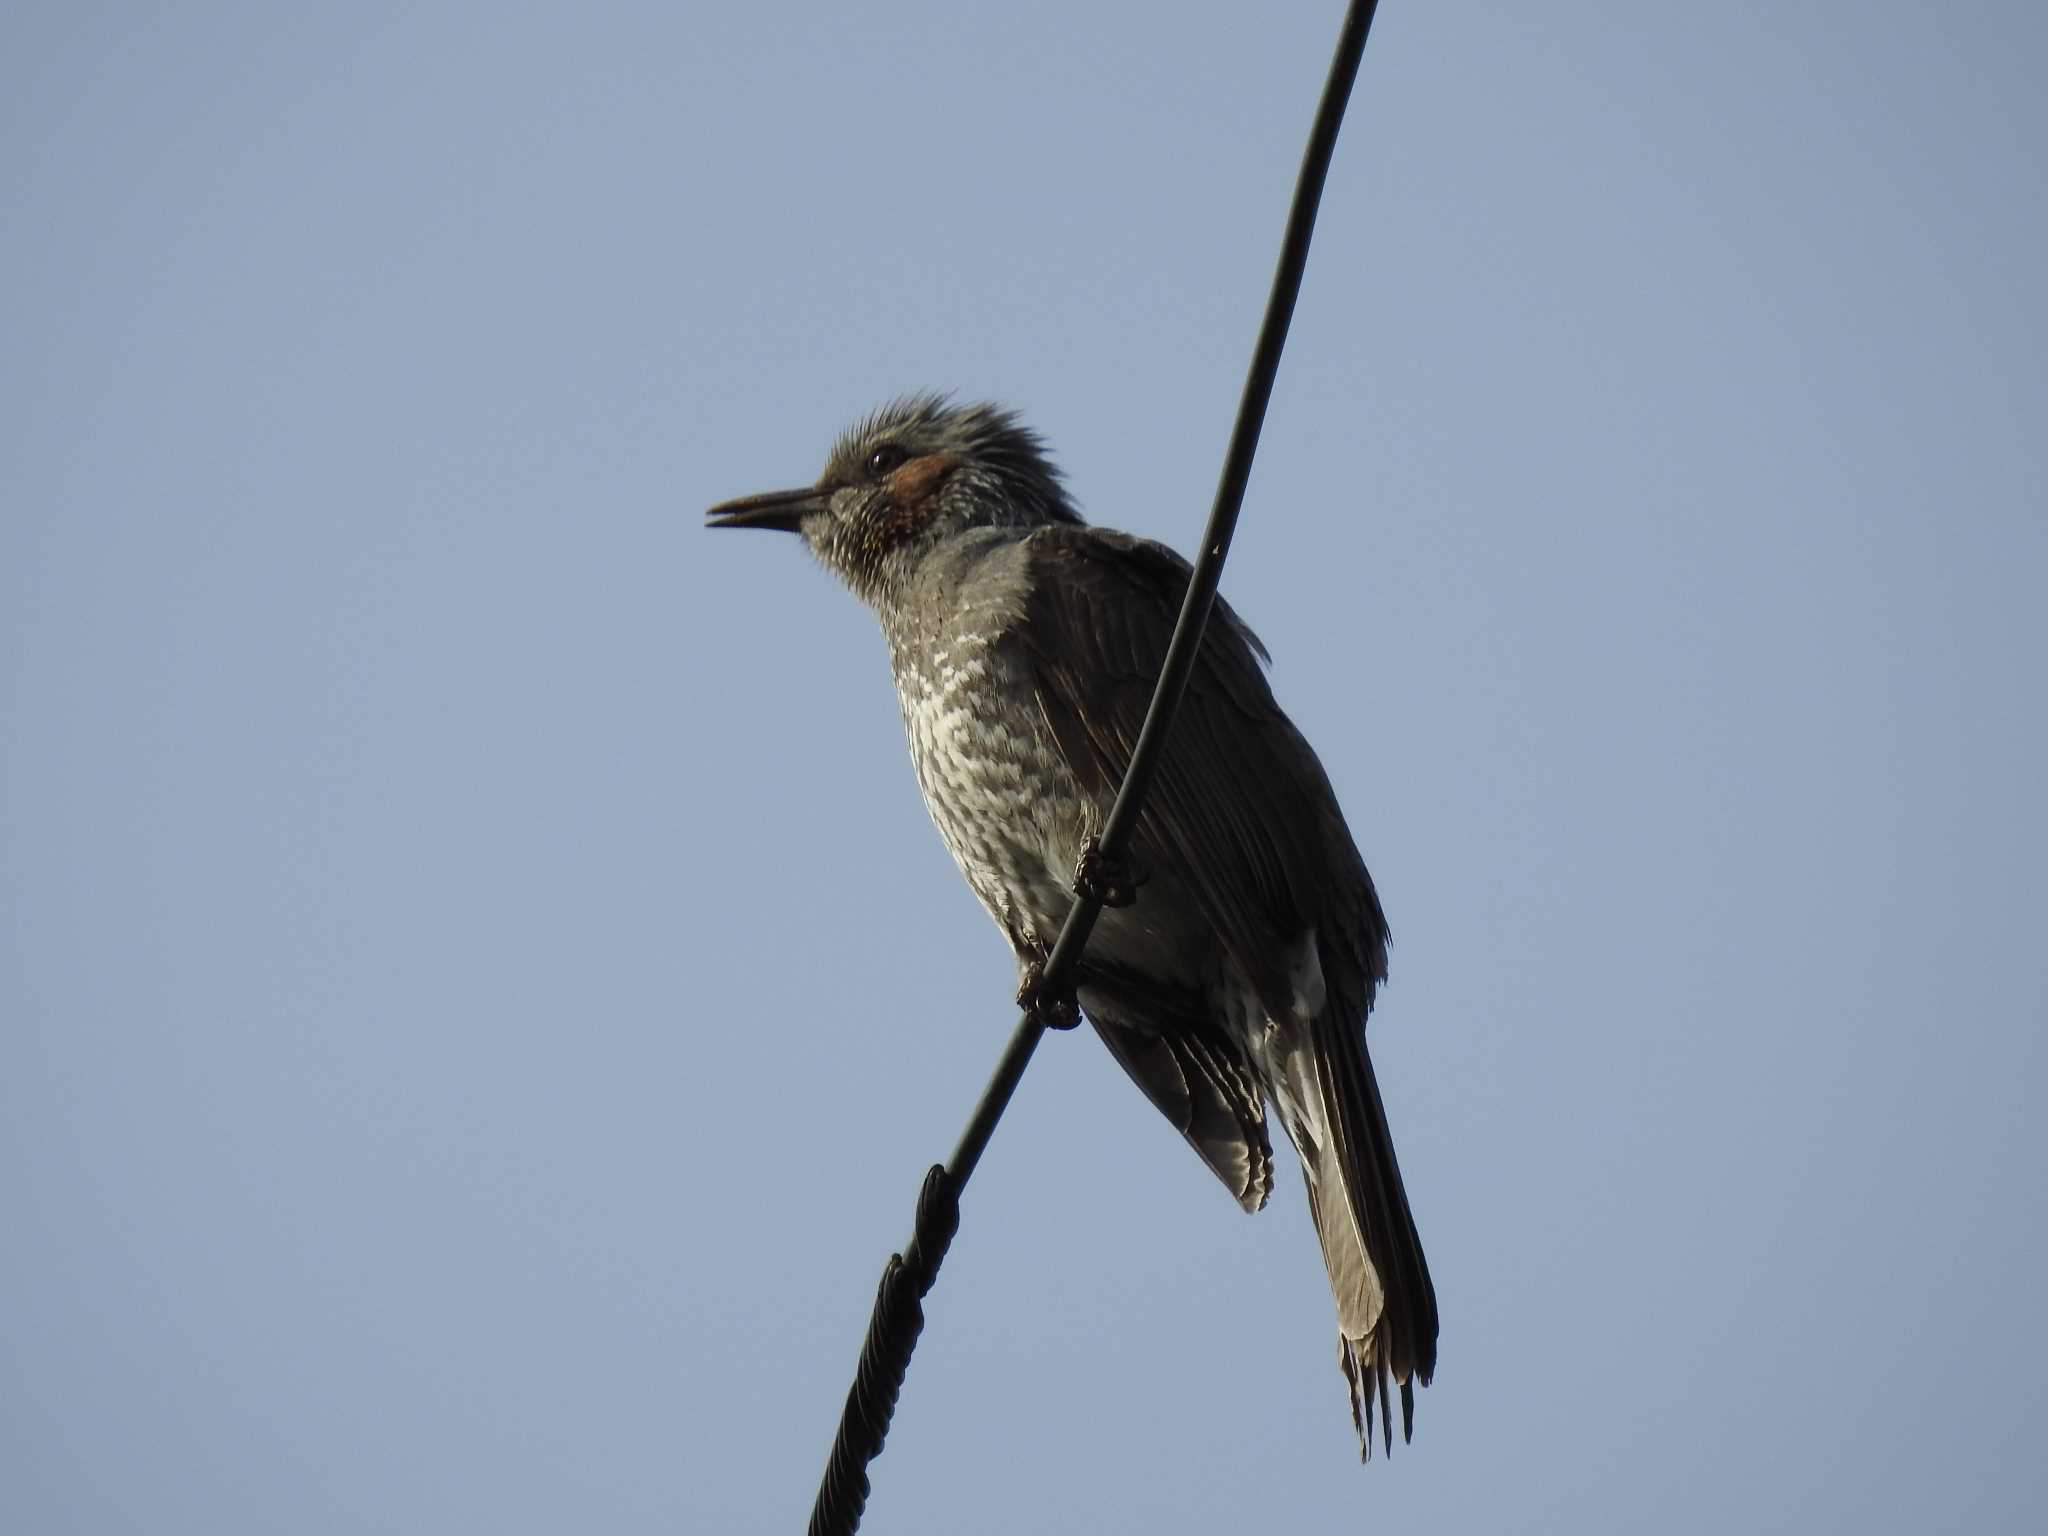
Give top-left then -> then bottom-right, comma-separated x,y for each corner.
1073,835 -> 1141,909
1016,953 -> 1080,1031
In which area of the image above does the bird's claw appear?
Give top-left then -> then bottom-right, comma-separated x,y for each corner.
1073,835 -> 1141,908
1016,957 -> 1080,1030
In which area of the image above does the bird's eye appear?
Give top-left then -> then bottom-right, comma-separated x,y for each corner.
866,443 -> 911,477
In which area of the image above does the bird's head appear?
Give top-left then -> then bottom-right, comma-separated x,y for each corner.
706,395 -> 1081,603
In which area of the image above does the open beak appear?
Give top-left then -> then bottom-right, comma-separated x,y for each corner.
704,485 -> 826,533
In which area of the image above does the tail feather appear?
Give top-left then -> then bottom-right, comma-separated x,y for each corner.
1283,1019 -> 1437,1459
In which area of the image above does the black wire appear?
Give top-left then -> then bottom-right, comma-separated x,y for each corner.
807,5 -> 1382,1531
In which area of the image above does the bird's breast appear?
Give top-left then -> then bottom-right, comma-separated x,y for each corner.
890,629 -> 1089,945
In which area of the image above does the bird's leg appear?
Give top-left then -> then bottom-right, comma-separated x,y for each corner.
1015,942 -> 1080,1031
1072,834 -> 1141,909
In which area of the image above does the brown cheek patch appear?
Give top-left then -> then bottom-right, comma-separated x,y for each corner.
872,453 -> 958,549
887,453 -> 957,506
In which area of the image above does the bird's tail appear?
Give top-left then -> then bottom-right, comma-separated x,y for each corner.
1275,1019 -> 1437,1458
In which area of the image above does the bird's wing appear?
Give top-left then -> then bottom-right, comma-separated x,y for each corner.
1021,525 -> 1434,1432
1090,1008 -> 1275,1212
1077,965 -> 1275,1212
1017,524 -> 1388,1021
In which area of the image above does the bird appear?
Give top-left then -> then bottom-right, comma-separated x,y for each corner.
706,394 -> 1436,1456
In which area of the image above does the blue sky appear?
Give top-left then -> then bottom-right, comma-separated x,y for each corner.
5,4 -> 2044,1531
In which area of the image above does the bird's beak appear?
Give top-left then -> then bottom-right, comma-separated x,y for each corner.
704,485 -> 826,533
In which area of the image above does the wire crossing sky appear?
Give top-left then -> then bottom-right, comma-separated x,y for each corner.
802,11 -> 1385,1525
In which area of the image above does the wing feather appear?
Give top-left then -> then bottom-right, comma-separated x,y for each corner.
1017,524 -> 1388,1019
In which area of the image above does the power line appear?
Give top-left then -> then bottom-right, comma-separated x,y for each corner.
805,6 -> 1383,1531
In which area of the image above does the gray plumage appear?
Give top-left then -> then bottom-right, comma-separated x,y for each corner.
707,395 -> 1437,1455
